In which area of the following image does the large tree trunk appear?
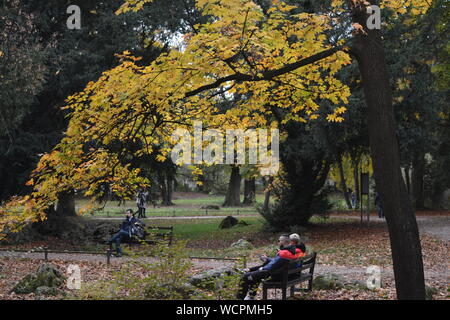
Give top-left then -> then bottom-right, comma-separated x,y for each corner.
223,165 -> 241,207
242,177 -> 256,206
33,190 -> 77,238
337,154 -> 352,209
55,190 -> 77,217
350,0 -> 425,299
411,152 -> 425,209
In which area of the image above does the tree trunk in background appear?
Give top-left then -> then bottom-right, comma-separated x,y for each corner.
160,175 -> 174,206
431,186 -> 446,210
350,0 -> 425,299
404,166 -> 411,194
55,190 -> 76,216
337,154 -> 352,209
223,165 -> 241,206
197,174 -> 205,193
412,152 -> 425,209
159,171 -> 167,205
242,177 -> 256,205
158,172 -> 174,206
167,176 -> 174,205
353,164 -> 360,203
263,177 -> 272,212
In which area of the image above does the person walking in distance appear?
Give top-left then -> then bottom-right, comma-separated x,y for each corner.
136,188 -> 148,219
375,192 -> 384,219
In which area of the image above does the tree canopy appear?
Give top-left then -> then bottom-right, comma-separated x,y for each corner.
0,0 -> 430,232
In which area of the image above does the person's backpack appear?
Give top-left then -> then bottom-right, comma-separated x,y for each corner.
130,221 -> 145,239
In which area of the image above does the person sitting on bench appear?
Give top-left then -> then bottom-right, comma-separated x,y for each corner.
257,233 -> 305,265
237,235 -> 303,300
289,233 -> 306,256
108,209 -> 137,257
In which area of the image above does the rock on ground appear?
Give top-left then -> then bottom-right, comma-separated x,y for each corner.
189,266 -> 240,290
230,239 -> 254,250
11,262 -> 65,295
219,216 -> 239,229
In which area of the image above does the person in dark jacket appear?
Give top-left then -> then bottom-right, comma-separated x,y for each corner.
136,189 -> 148,219
237,235 -> 303,300
375,192 -> 384,219
108,209 -> 137,257
351,191 -> 357,209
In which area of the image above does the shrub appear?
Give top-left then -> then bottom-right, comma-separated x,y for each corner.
71,241 -> 243,300
258,190 -> 331,231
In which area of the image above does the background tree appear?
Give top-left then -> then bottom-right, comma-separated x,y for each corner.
384,0 -> 448,210
0,0 -> 47,201
0,0 -> 199,205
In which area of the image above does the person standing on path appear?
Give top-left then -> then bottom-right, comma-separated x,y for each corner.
375,192 -> 384,219
136,188 -> 148,219
351,190 -> 357,209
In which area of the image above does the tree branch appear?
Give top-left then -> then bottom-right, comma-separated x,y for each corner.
184,45 -> 344,98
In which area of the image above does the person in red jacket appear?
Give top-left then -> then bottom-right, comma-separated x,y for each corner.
237,235 -> 303,300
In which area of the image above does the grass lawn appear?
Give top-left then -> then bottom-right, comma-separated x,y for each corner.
153,217 -> 264,241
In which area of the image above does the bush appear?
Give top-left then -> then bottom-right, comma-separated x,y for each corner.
189,265 -> 244,300
71,241 -> 243,300
71,241 -> 194,300
258,190 -> 331,231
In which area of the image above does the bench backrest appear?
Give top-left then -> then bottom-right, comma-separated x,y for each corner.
145,226 -> 173,234
269,252 -> 317,285
299,252 -> 316,273
144,226 -> 174,245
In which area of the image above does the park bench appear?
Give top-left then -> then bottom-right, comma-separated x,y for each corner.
261,252 -> 317,300
108,223 -> 173,253
138,225 -> 174,247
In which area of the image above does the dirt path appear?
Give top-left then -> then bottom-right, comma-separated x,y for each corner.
330,214 -> 450,242
91,215 -> 259,220
0,250 -> 446,283
313,264 -> 447,281
415,216 -> 450,241
0,249 -> 238,269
